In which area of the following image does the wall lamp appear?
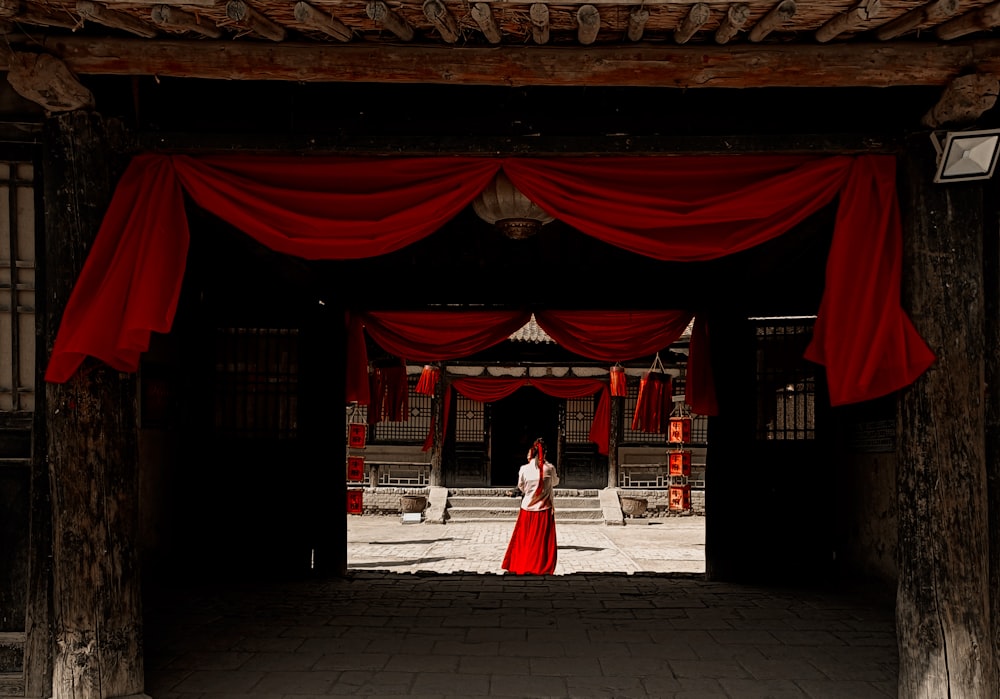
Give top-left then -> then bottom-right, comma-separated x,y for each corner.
931,128 -> 1000,183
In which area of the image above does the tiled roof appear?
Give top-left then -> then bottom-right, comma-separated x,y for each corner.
509,314 -> 553,344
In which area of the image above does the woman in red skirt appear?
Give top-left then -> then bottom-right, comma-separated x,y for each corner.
502,437 -> 560,575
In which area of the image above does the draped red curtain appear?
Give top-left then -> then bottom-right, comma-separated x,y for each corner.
445,377 -> 610,454
44,152 -> 934,411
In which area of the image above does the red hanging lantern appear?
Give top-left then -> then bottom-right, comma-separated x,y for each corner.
668,416 -> 692,444
667,449 -> 692,477
347,456 -> 365,482
348,423 -> 367,448
347,489 -> 364,514
669,484 -> 691,511
415,364 -> 439,396
610,365 -> 627,397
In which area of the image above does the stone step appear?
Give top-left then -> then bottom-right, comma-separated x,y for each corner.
445,493 -> 607,523
448,496 -> 602,509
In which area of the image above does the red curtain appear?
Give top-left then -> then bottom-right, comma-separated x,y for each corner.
445,377 -> 610,454
44,153 -> 934,410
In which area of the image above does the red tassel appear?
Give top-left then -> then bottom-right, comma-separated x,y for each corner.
415,364 -> 439,396
610,365 -> 627,397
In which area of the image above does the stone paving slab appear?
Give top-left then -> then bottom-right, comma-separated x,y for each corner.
143,516 -> 898,698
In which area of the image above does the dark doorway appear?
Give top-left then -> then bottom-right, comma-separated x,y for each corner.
490,388 -> 560,486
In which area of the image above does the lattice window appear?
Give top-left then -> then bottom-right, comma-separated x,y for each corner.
369,375 -> 432,442
565,396 -> 595,444
0,162 -> 35,414
214,328 -> 298,439
755,318 -> 816,440
623,381 -> 659,443
453,393 -> 484,444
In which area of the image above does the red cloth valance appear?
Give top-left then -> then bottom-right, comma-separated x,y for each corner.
444,377 -> 610,454
44,152 -> 934,410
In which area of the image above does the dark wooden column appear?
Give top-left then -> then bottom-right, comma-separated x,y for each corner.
430,373 -> 444,486
983,176 -> 1000,686
897,136 -> 996,697
300,300 -> 347,577
42,112 -> 145,696
607,393 -> 621,488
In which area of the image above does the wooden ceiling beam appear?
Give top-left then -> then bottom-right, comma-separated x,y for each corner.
226,0 -> 285,41
748,0 -> 795,43
715,3 -> 749,45
875,0 -> 959,41
814,0 -> 881,43
576,4 -> 600,45
674,2 -> 708,44
626,7 -> 649,41
531,3 -> 549,45
423,0 -> 460,43
470,2 -> 501,44
150,4 -> 222,38
25,35 -> 1000,89
294,1 -> 352,42
77,0 -> 157,38
366,0 -> 414,41
937,1 -> 1000,40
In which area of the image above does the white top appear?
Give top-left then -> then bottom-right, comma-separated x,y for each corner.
516,459 -> 560,512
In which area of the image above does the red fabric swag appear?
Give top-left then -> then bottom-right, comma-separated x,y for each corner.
45,152 -> 933,410
444,377 -> 610,454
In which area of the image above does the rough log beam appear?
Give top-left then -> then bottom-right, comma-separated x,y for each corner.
715,3 -> 749,44
366,1 -> 414,41
922,72 -> 1000,127
470,2 -> 501,43
23,36 -> 1000,88
294,1 -> 352,42
577,4 -> 600,45
938,0 -> 1000,40
530,3 -> 549,44
674,2 -> 709,44
423,0 -> 460,43
876,0 -> 959,41
226,0 -> 285,40
748,0 -> 795,42
150,4 -> 223,38
815,0 -> 881,43
627,7 -> 649,41
78,0 -> 157,38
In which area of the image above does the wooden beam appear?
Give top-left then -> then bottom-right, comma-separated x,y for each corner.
25,35 -> 1000,89
226,0 -> 285,41
5,4 -> 78,30
876,0 -> 959,41
5,50 -> 94,112
922,72 -> 1000,127
294,1 -> 352,42
423,0 -> 460,43
815,0 -> 881,43
366,1 -> 414,41
530,3 -> 549,44
577,4 -> 600,45
715,3 -> 749,44
470,2 -> 502,44
77,0 -> 157,38
150,4 -> 222,38
937,1 -> 1000,41
748,0 -> 795,43
626,7 -> 649,42
675,2 -> 709,44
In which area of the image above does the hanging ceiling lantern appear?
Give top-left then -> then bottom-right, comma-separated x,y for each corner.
472,171 -> 555,240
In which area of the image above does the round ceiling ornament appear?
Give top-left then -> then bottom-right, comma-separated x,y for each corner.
471,171 -> 555,239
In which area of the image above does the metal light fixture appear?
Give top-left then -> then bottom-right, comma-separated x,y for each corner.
931,128 -> 1000,183
472,171 -> 554,239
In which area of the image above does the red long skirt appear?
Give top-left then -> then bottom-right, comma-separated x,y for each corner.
502,508 -> 557,575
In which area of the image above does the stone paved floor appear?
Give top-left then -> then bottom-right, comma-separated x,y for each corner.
143,516 -> 898,698
347,515 -> 707,575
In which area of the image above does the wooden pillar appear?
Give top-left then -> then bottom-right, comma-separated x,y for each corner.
897,136 -> 996,697
982,176 -> 1000,686
429,373 -> 444,486
607,394 -> 621,488
42,112 -> 147,697
300,300 -> 346,577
